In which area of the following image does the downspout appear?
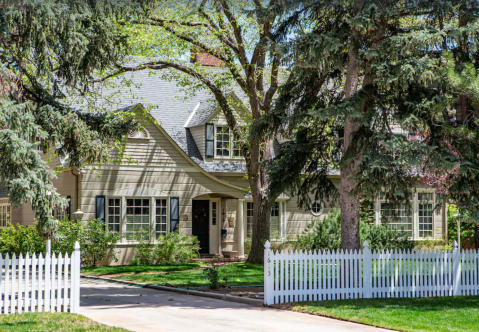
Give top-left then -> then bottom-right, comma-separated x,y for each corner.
71,169 -> 85,221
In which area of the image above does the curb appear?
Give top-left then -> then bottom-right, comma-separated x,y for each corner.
81,275 -> 264,308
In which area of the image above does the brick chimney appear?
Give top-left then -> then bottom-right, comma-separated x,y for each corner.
190,48 -> 225,67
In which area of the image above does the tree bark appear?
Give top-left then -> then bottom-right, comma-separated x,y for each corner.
475,223 -> 479,249
246,137 -> 274,264
340,21 -> 361,250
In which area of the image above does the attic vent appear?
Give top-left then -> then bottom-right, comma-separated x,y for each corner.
128,128 -> 150,139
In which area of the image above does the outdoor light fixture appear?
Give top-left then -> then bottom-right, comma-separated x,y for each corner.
72,209 -> 85,221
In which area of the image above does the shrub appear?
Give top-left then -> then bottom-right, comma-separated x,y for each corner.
203,265 -> 228,289
0,223 -> 45,256
132,229 -> 200,265
295,208 -> 414,251
0,220 -> 120,266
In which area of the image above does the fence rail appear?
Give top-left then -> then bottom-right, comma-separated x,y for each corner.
0,242 -> 80,314
264,240 -> 478,305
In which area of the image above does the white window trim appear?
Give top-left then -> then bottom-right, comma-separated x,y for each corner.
128,128 -> 151,140
0,203 -> 11,227
106,195 -> 170,244
214,125 -> 243,160
310,201 -> 323,217
243,200 -> 287,241
375,189 -> 436,240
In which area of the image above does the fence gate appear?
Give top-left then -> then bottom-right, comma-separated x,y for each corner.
264,240 -> 479,305
0,242 -> 80,314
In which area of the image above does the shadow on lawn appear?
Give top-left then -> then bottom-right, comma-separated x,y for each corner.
299,295 -> 479,312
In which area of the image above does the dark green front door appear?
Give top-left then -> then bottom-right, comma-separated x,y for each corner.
192,200 -> 210,254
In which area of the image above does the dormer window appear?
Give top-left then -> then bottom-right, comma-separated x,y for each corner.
128,128 -> 150,139
205,123 -> 242,159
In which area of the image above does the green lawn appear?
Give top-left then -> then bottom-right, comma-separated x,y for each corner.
113,263 -> 264,287
81,263 -> 202,276
0,313 -> 129,331
282,296 -> 479,332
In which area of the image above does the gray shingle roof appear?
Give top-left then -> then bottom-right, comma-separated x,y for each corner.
72,69 -> 246,173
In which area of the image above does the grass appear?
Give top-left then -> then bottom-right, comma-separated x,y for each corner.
0,312 -> 129,331
113,263 -> 264,287
282,296 -> 479,332
81,263 -> 202,276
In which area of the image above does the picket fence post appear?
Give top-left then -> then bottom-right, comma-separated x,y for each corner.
363,241 -> 372,298
264,241 -> 274,305
70,241 -> 81,314
452,240 -> 461,296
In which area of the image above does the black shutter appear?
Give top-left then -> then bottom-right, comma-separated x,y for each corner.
170,196 -> 179,232
66,195 -> 71,220
205,123 -> 214,158
95,195 -> 106,226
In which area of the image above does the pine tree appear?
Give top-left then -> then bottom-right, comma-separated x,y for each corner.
261,0 -> 479,249
0,1 -> 137,239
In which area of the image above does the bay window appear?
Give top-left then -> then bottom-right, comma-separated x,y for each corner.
126,199 -> 150,240
376,191 -> 436,239
106,197 -> 169,242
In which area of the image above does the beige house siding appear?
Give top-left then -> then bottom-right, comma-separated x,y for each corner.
10,170 -> 77,227
189,125 -> 205,159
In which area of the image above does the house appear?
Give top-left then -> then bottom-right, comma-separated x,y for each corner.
0,57 -> 448,264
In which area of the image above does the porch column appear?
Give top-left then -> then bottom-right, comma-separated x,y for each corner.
238,199 -> 245,257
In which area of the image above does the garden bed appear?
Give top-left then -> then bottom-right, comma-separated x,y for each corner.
275,296 -> 479,332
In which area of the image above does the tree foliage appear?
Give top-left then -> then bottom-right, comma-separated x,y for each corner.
0,1 -> 138,238
260,0 -> 479,248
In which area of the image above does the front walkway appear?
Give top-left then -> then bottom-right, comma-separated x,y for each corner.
80,278 -> 388,332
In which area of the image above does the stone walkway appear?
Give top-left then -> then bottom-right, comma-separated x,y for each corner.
80,278 -> 389,332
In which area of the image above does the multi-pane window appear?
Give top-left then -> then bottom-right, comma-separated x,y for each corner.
126,199 -> 150,240
155,199 -> 167,238
216,126 -> 230,157
53,206 -> 68,221
377,192 -> 436,239
246,202 -> 281,239
270,202 -> 280,238
215,126 -> 241,158
0,204 -> 10,227
212,202 -> 217,226
380,202 -> 413,237
108,199 -> 121,233
418,193 -> 434,238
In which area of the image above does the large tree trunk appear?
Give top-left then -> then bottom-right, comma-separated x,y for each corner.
340,23 -> 361,250
475,223 -> 479,250
246,138 -> 274,264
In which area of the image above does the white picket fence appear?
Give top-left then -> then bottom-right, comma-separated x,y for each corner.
0,242 -> 80,314
264,240 -> 479,305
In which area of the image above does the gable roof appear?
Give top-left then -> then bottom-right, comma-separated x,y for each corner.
72,69 -> 247,173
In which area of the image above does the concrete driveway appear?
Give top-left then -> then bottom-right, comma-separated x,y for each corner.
80,278 -> 388,332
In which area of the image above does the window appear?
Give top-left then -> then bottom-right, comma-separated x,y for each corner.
212,202 -> 217,226
128,128 -> 150,139
214,126 -> 241,158
270,202 -> 280,238
155,199 -> 167,238
108,199 -> 121,233
311,202 -> 323,216
380,201 -> 413,237
376,192 -> 435,239
126,199 -> 150,240
0,204 -> 10,227
53,206 -> 68,221
418,193 -> 434,238
215,126 -> 230,157
246,202 -> 282,239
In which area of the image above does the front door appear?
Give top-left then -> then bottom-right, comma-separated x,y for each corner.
192,200 -> 210,254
